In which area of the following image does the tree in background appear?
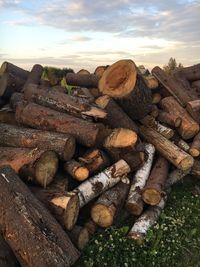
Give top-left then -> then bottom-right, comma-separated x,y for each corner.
42,66 -> 74,80
163,58 -> 183,74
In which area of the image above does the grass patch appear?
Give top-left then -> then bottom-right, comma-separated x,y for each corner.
76,177 -> 200,267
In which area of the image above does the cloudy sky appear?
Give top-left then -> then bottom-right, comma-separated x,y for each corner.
0,0 -> 200,72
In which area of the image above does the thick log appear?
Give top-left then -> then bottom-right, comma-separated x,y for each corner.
191,160 -> 200,178
0,61 -> 29,80
186,99 -> 200,124
160,96 -> 199,139
15,101 -> 108,147
77,69 -> 90,75
152,66 -> 195,106
64,160 -> 89,181
0,147 -> 58,187
189,132 -> 200,157
95,95 -> 138,132
157,110 -> 182,128
91,178 -> 130,228
0,234 -> 18,267
78,148 -> 110,175
126,143 -> 155,216
9,92 -> 23,110
0,166 -> 80,266
99,60 -> 152,120
69,225 -> 90,250
22,64 -> 43,91
139,126 -> 194,170
180,64 -> 200,81
143,75 -> 159,90
173,69 -> 194,93
24,84 -> 106,120
73,159 -> 131,208
0,105 -> 17,125
66,73 -> 99,88
0,123 -> 76,161
94,66 -> 107,77
142,156 -> 169,205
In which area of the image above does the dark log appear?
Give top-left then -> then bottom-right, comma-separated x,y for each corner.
180,64 -> 200,81
64,160 -> 89,181
71,87 -> 95,102
191,160 -> 200,178
69,225 -> 90,250
157,110 -> 182,128
0,123 -> 76,161
77,69 -> 90,75
22,64 -> 43,91
66,73 -> 99,88
0,61 -> 29,80
0,105 -> 17,125
0,234 -> 18,267
189,132 -> 200,157
0,97 -> 6,108
9,92 -> 24,110
0,166 -> 80,266
99,59 -> 152,120
186,99 -> 200,124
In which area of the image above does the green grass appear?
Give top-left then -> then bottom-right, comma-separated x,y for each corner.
76,177 -> 200,267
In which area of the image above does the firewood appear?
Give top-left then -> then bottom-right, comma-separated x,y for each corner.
152,66 -> 194,106
140,115 -> 156,127
0,105 -> 17,125
171,134 -> 190,153
77,69 -> 90,75
189,132 -> 200,157
165,168 -> 191,189
22,64 -> 43,91
152,93 -> 162,104
173,69 -> 194,94
0,61 -> 29,80
126,143 -> 155,216
157,110 -> 182,128
99,59 -> 152,120
71,87 -> 95,102
0,234 -> 18,267
160,96 -> 199,139
191,160 -> 200,178
9,92 -> 24,110
69,225 -> 90,250
149,104 -> 159,118
78,148 -> 110,175
73,159 -> 131,208
0,123 -> 76,161
142,156 -> 169,205
40,79 -> 51,87
95,95 -> 138,132
94,66 -> 107,77
15,101 -> 110,147
0,166 -> 80,266
143,75 -> 159,90
66,73 -> 99,88
52,85 -> 67,94
186,99 -> 200,124
24,84 -> 107,119
31,187 -> 80,231
192,80 -> 200,91
84,219 -> 97,235
64,160 -> 89,181
180,63 -> 200,81
91,178 -> 130,228
47,172 -> 69,192
139,126 -> 194,170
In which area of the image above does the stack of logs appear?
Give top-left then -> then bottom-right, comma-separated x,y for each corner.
0,59 -> 200,267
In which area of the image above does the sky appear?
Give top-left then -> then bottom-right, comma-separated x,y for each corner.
0,0 -> 200,72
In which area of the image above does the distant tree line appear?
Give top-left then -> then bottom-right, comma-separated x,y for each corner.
42,66 -> 74,80
163,57 -> 183,74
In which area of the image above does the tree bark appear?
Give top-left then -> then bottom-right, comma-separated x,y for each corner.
99,59 -> 152,120
180,63 -> 200,81
126,143 -> 155,216
22,64 -> 43,91
154,121 -> 174,139
139,126 -> 194,170
157,110 -> 182,128
9,92 -> 24,110
0,166 -> 80,266
0,61 -> 29,80
171,134 -> 190,153
160,96 -> 199,139
66,73 -> 99,88
191,160 -> 200,178
0,105 -> 17,125
68,225 -> 90,250
0,123 -> 76,161
142,156 -> 169,205
186,99 -> 200,124
71,87 -> 95,102
189,132 -> 200,157
64,160 -> 89,181
0,234 -> 18,267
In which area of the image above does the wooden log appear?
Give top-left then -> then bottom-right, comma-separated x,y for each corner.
192,80 -> 200,91
47,172 -> 69,192
24,84 -> 107,119
15,101 -> 108,147
171,134 -> 190,153
69,225 -> 90,250
189,132 -> 200,157
78,148 -> 110,175
0,105 -> 17,125
9,92 -> 23,110
140,115 -> 156,127
73,159 -> 131,208
150,104 -> 159,118
126,143 -> 155,216
22,64 -> 43,91
142,156 -> 169,205
165,168 -> 191,189
0,147 -> 58,187
154,121 -> 174,139
0,234 -> 18,267
157,110 -> 182,128
139,126 -> 194,170
0,123 -> 76,161
71,87 -> 95,102
99,59 -> 152,120
143,75 -> 159,90
173,69 -> 193,92
84,219 -> 97,236
66,73 -> 99,88
40,79 -> 51,88
152,66 -> 195,106
160,96 -> 199,139
77,69 -> 90,75
186,99 -> 200,124
64,160 -> 89,181
95,95 -> 138,132
94,66 -> 107,77
191,160 -> 200,178
152,93 -> 162,104
180,63 -> 200,81
0,61 -> 29,80
0,166 -> 80,266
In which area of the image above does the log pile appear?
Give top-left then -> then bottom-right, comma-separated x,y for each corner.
0,59 -> 199,265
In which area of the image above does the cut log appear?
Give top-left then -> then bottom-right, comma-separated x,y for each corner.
157,110 -> 182,128
154,121 -> 174,139
15,101 -> 108,147
0,61 -> 29,80
189,132 -> 200,157
47,172 -> 69,192
159,96 -> 199,139
69,225 -> 90,250
142,156 -> 169,205
126,143 -> 155,216
22,64 -> 43,91
77,69 -> 90,75
94,66 -> 107,77
186,99 -> 200,124
24,84 -> 107,119
0,105 -> 17,125
0,123 -> 76,161
150,104 -> 159,118
0,166 -> 80,266
152,66 -> 195,106
152,93 -> 162,104
0,234 -> 18,267
192,80 -> 200,91
31,187 -> 80,231
71,87 -> 95,102
139,126 -> 194,170
180,63 -> 200,81
84,219 -> 97,236
91,178 -> 130,228
140,115 -> 156,127
95,95 -> 138,132
171,134 -> 190,153
78,148 -> 110,175
173,69 -> 194,93
143,75 -> 159,90
66,73 -> 99,88
9,92 -> 23,110
99,59 -> 152,120
64,160 -> 89,181
191,160 -> 200,178
73,159 -> 131,208
165,168 -> 191,189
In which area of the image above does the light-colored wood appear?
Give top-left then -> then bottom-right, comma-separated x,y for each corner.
64,160 -> 89,181
189,132 -> 200,157
144,75 -> 159,90
186,99 -> 200,124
